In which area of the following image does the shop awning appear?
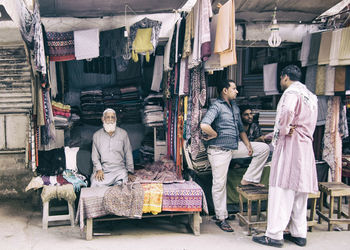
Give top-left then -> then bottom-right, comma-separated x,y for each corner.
38,0 -> 189,17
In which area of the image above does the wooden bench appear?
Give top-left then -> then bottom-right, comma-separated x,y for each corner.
317,182 -> 350,231
236,185 -> 268,235
236,186 -> 320,234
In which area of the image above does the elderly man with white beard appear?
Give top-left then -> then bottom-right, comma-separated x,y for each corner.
90,108 -> 135,187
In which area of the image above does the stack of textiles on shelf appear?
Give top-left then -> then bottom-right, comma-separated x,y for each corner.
139,132 -> 154,163
143,93 -> 164,127
70,106 -> 81,124
52,101 -> 71,128
103,85 -> 142,124
257,110 -> 276,134
80,89 -> 104,124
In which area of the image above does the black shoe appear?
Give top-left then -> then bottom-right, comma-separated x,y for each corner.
283,233 -> 307,247
252,235 -> 284,248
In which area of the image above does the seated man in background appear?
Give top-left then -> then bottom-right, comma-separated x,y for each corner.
240,105 -> 273,143
91,108 -> 135,187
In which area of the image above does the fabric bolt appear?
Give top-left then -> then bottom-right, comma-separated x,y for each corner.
323,97 -> 342,181
316,96 -> 328,126
208,142 -> 269,220
199,0 -> 213,62
329,29 -> 342,66
263,63 -> 279,95
305,65 -> 317,94
74,29 -> 99,60
91,127 -> 134,187
214,0 -> 236,67
142,183 -> 163,215
103,183 -> 144,218
270,81 -> 318,193
338,26 -> 350,65
318,30 -> 333,65
162,181 -> 207,213
188,1 -> 201,69
334,66 -> 346,93
346,66 -> 350,95
151,55 -> 164,92
76,186 -> 110,230
300,33 -> 312,67
315,65 -> 326,96
46,31 -> 75,61
265,186 -> 309,240
204,14 -> 222,71
182,10 -> 194,59
190,67 -> 207,159
325,66 -> 335,96
307,32 -> 322,66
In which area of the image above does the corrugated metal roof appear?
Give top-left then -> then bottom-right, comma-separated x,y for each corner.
38,0 -> 188,17
212,0 -> 343,23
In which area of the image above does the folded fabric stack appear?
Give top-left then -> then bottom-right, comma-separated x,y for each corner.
52,101 -> 71,128
80,89 -> 104,124
103,85 -> 142,124
143,94 -> 164,127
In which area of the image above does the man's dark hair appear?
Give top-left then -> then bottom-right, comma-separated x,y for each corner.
217,79 -> 235,95
280,65 -> 302,81
239,104 -> 252,116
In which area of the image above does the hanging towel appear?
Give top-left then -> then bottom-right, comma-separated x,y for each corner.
263,63 -> 279,95
318,31 -> 333,65
338,27 -> 350,66
49,62 -> 58,98
300,33 -> 311,67
204,14 -> 223,71
151,55 -> 164,92
46,31 -> 75,61
325,66 -> 335,96
329,29 -> 342,66
188,1 -> 201,68
200,0 -> 213,62
74,29 -> 99,60
307,32 -> 322,66
164,24 -> 175,72
179,58 -> 186,95
305,65 -> 317,94
315,65 -> 326,96
334,66 -> 346,93
214,0 -> 236,67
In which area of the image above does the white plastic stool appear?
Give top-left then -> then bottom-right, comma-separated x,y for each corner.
41,185 -> 76,229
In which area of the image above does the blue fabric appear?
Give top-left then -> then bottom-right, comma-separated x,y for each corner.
62,170 -> 87,192
201,98 -> 244,150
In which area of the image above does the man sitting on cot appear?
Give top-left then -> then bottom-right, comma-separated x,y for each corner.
90,108 -> 135,187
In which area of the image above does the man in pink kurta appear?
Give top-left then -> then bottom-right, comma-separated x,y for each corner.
253,65 -> 318,248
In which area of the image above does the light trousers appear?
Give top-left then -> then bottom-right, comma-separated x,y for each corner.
208,141 -> 270,220
265,186 -> 309,240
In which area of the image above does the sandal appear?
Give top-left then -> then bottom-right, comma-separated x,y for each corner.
215,220 -> 234,232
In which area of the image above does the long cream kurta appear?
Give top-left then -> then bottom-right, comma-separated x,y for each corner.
269,82 -> 319,193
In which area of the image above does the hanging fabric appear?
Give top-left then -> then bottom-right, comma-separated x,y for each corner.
131,28 -> 154,62
46,31 -> 75,61
74,29 -> 99,60
318,30 -> 332,65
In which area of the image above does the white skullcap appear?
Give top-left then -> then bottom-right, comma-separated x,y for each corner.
103,108 -> 116,117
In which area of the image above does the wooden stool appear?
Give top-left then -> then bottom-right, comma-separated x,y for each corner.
316,182 -> 350,231
307,192 -> 320,232
41,185 -> 76,229
236,185 -> 268,235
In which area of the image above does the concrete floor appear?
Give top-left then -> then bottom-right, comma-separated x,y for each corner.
1,199 -> 350,250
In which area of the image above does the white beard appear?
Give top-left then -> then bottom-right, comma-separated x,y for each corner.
103,122 -> 116,133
